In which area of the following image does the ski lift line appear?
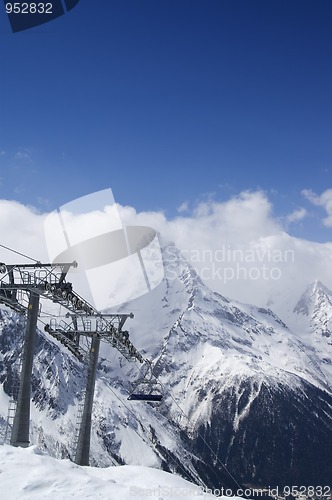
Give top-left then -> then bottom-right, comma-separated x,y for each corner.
39,311 -> 60,318
127,359 -> 241,488
0,248 -> 238,485
128,359 -> 242,490
0,243 -> 40,263
156,378 -> 243,491
105,382 -> 207,490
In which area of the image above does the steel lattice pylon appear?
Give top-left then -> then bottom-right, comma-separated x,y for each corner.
0,261 -> 144,464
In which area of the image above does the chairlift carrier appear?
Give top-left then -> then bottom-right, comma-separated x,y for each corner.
127,360 -> 163,403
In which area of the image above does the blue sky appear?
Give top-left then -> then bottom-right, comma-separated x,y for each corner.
0,0 -> 331,242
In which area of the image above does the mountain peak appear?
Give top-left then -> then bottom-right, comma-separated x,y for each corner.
293,280 -> 332,316
312,279 -> 328,292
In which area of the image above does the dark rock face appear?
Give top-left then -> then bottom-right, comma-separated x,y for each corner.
192,377 -> 332,489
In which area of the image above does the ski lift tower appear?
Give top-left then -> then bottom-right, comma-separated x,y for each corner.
0,260 -> 80,447
45,312 -> 144,465
0,260 -> 145,465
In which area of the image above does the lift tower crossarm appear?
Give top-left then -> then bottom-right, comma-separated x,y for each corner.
0,261 -> 95,317
0,261 -> 144,363
46,313 -> 145,364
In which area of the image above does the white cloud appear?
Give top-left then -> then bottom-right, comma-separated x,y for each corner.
0,200 -> 47,262
177,201 -> 189,214
1,191 -> 332,321
302,188 -> 332,227
286,207 -> 307,223
118,190 -> 332,315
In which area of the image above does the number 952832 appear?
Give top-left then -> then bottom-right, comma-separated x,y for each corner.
6,3 -> 53,14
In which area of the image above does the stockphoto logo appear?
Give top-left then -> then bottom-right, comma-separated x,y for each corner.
3,0 -> 80,33
44,188 -> 164,310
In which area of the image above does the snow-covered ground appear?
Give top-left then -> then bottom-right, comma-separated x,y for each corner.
0,444 -> 221,500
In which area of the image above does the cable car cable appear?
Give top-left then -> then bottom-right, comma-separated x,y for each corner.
127,357 -> 242,489
150,375 -> 243,490
105,381 -> 207,490
0,243 -> 40,263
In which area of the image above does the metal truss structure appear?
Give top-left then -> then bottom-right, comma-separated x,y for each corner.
0,260 -> 144,465
44,313 -> 144,363
0,261 -> 144,362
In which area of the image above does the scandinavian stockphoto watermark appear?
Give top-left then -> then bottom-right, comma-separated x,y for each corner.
130,484 -> 331,498
164,245 -> 295,284
44,188 -> 164,310
43,189 -> 295,307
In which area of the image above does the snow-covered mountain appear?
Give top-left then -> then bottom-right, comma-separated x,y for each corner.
292,280 -> 332,338
278,279 -> 332,385
0,245 -> 332,491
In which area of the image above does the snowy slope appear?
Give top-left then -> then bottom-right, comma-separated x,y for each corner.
0,445 -> 218,500
278,280 -> 332,383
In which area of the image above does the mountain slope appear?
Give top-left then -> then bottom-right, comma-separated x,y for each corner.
279,280 -> 332,384
0,245 -> 331,489
113,246 -> 332,486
